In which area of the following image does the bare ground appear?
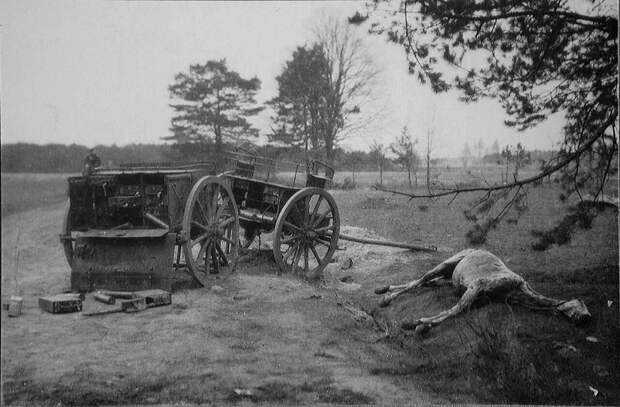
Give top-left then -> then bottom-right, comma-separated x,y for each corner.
1,203 -> 446,406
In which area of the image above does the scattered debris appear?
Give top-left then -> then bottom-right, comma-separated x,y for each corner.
585,336 -> 600,343
233,295 -> 250,301
588,385 -> 599,397
340,258 -> 353,270
8,296 -> 24,317
342,304 -> 374,325
314,350 -> 338,359
121,297 -> 147,312
305,294 -> 322,300
233,388 -> 254,398
83,289 -> 171,317
94,292 -> 115,305
339,275 -> 354,283
98,290 -> 135,300
39,294 -> 82,314
137,289 -> 172,307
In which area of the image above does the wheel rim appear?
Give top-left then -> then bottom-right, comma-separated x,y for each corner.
182,176 -> 239,286
273,188 -> 340,278
62,198 -> 75,267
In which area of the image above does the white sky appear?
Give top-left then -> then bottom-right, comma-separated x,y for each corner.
0,0 -> 565,157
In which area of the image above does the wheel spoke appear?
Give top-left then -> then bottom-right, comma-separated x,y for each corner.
284,221 -> 302,233
225,225 -> 232,252
304,247 -> 309,274
215,196 -> 229,221
219,216 -> 235,229
211,245 -> 219,274
192,220 -> 209,232
290,244 -> 302,273
198,238 -> 210,262
314,237 -> 332,247
280,234 -> 300,245
191,232 -> 209,246
196,201 -> 209,224
312,210 -> 331,228
215,243 -> 229,266
303,196 -> 310,226
283,242 -> 299,262
310,244 -> 321,264
220,236 -> 235,246
310,195 -> 324,224
203,241 -> 212,274
210,185 -> 220,220
314,225 -> 335,233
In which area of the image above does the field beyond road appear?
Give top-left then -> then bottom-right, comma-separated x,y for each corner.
1,172 -> 618,405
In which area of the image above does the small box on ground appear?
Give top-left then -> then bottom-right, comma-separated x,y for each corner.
39,294 -> 83,314
135,289 -> 172,308
121,297 -> 147,312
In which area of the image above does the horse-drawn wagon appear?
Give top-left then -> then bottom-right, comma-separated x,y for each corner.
61,151 -> 341,291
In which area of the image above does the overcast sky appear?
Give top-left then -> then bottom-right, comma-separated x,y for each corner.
1,0 -> 566,157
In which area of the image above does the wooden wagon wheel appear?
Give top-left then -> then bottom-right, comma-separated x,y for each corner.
182,176 -> 240,286
273,188 -> 340,279
61,198 -> 75,267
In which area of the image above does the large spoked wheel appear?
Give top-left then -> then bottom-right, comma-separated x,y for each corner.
61,198 -> 75,267
182,176 -> 240,287
273,188 -> 340,279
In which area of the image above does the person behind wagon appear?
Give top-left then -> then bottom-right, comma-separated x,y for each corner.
83,148 -> 101,176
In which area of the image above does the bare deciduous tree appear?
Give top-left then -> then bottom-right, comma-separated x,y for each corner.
370,140 -> 387,186
314,17 -> 380,164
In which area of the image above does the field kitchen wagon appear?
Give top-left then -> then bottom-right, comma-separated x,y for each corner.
60,151 -> 341,292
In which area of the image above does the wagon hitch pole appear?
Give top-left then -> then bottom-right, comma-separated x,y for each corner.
331,233 -> 437,252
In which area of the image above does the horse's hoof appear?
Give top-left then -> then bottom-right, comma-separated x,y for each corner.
375,286 -> 390,295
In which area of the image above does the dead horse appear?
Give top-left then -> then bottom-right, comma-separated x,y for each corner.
375,249 -> 591,334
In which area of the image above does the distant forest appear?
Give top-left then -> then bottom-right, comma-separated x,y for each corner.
0,142 -> 390,173
0,142 -> 554,173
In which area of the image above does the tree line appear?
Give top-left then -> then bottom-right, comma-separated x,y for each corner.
0,142 -> 402,173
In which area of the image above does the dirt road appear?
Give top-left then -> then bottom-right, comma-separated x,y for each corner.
1,203 -> 445,405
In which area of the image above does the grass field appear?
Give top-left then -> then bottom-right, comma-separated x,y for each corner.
333,184 -> 618,404
1,170 -> 618,404
1,173 -> 75,218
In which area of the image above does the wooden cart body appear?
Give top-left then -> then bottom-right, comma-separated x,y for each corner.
63,162 -> 216,291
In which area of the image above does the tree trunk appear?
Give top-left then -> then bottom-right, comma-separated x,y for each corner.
426,153 -> 431,193
407,166 -> 412,187
325,136 -> 334,166
514,160 -> 520,180
380,164 -> 384,186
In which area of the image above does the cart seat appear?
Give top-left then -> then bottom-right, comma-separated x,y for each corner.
306,173 -> 330,188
